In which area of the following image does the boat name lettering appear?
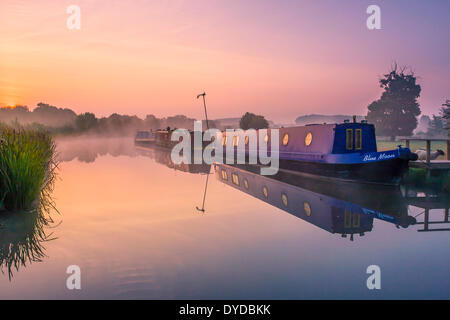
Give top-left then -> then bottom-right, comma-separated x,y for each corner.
363,153 -> 395,162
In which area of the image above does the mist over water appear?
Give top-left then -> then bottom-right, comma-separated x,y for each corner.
0,137 -> 448,299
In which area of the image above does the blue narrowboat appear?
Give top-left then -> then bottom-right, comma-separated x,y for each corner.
223,119 -> 418,185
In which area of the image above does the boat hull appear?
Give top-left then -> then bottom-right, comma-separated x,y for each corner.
279,157 -> 409,185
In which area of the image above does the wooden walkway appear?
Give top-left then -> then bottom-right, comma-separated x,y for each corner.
409,160 -> 450,170
404,138 -> 450,171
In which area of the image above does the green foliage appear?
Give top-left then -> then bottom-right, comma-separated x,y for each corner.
239,112 -> 269,130
0,125 -> 58,211
367,65 -> 421,137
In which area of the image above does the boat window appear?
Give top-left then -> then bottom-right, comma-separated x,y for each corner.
243,178 -> 249,190
233,136 -> 239,147
232,173 -> 240,186
303,202 -> 311,216
346,129 -> 353,150
355,129 -> 362,150
222,135 -> 227,146
344,209 -> 352,228
262,186 -> 269,199
221,170 -> 228,181
282,133 -> 289,146
264,134 -> 269,144
305,132 -> 313,146
352,213 -> 360,227
281,193 -> 288,207
245,136 -> 249,145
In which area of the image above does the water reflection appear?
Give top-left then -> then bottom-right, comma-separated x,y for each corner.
57,137 -> 211,174
56,136 -> 138,163
214,164 -> 449,240
135,144 -> 211,174
403,186 -> 450,232
1,137 -> 447,298
0,206 -> 57,280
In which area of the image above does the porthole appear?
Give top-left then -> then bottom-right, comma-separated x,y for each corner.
282,133 -> 289,146
243,178 -> 249,190
262,186 -> 269,199
281,193 -> 288,207
303,201 -> 311,216
221,170 -> 228,181
305,132 -> 313,146
232,173 -> 240,186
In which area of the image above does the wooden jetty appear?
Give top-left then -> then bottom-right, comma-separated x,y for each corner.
404,138 -> 450,171
403,185 -> 450,232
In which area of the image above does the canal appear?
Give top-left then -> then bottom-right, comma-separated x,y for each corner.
0,137 -> 448,299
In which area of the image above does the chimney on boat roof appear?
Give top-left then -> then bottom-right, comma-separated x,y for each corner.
353,115 -> 356,123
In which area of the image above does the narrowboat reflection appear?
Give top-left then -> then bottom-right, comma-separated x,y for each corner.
214,163 -> 423,240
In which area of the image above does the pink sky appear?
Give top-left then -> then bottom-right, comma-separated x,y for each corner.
1,0 -> 449,123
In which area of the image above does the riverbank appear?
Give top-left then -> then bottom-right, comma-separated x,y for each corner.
0,125 -> 58,211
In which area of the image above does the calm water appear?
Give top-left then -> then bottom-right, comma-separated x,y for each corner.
0,137 -> 448,299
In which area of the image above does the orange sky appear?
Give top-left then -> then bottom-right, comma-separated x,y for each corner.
1,0 -> 449,123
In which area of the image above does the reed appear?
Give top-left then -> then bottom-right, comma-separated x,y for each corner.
0,124 -> 58,211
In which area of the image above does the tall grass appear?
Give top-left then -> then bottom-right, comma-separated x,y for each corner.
0,125 -> 58,211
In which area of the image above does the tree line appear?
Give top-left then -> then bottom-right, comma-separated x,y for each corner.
0,103 -> 216,136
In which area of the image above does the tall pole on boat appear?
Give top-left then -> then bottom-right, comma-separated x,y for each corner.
197,92 -> 209,129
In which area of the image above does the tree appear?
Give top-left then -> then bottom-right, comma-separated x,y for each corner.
239,112 -> 269,130
33,102 -> 77,127
441,99 -> 450,135
76,112 -> 98,131
427,115 -> 444,137
366,65 -> 421,138
416,115 -> 431,134
144,114 -> 161,129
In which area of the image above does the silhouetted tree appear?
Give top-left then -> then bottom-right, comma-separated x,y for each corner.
427,115 -> 444,137
366,65 -> 421,139
33,102 -> 77,127
76,112 -> 98,131
441,99 -> 450,135
144,114 -> 161,129
239,112 -> 269,130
